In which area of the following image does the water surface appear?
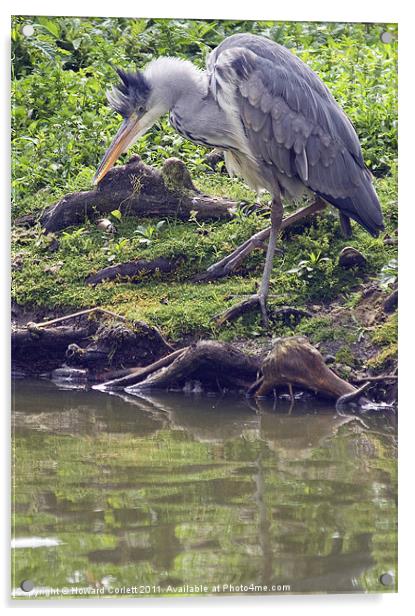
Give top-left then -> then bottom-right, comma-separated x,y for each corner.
12,379 -> 397,598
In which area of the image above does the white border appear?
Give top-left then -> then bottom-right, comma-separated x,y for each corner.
2,1 -> 412,614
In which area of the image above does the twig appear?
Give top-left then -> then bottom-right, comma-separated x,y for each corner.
95,347 -> 189,390
353,375 -> 398,383
335,382 -> 371,410
30,307 -> 127,329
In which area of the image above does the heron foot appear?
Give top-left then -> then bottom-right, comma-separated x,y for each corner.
214,296 -> 313,330
213,293 -> 272,329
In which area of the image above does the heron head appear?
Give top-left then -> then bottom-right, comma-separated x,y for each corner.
94,68 -> 155,184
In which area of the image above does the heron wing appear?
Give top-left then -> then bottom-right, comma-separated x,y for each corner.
207,34 -> 384,236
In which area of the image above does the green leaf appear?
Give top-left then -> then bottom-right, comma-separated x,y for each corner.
37,17 -> 60,38
110,209 -> 122,221
135,225 -> 147,236
29,39 -> 57,61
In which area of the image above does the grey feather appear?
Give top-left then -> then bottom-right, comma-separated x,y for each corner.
306,135 -> 321,166
295,149 -> 309,182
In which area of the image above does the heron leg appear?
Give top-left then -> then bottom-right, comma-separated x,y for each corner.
213,198 -> 326,329
257,196 -> 283,327
192,198 -> 326,284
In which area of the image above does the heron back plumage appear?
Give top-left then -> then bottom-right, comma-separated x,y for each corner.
207,33 -> 384,237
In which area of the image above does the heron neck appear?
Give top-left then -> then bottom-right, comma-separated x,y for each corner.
145,57 -> 207,112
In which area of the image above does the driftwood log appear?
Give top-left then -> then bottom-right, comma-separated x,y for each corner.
31,156 -> 238,233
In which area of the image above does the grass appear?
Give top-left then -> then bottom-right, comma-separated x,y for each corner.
12,171 -> 397,343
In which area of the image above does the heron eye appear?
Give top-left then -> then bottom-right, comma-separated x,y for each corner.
137,105 -> 145,114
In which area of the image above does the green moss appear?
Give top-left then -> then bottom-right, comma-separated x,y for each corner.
294,315 -> 355,345
335,347 -> 355,366
12,171 -> 398,342
371,313 -> 398,346
367,344 -> 398,370
363,313 -> 398,371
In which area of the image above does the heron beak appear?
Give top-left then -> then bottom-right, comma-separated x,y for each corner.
93,113 -> 141,185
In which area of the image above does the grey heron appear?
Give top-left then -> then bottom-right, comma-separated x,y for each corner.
94,33 -> 384,325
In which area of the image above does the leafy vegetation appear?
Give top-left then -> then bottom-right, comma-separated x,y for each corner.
11,17 -> 398,363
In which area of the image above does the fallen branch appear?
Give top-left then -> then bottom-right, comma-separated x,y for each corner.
34,156 -> 238,233
86,255 -> 185,286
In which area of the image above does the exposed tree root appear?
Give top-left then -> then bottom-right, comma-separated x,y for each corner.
214,300 -> 313,326
27,307 -> 128,328
12,309 -> 172,375
123,340 -> 261,393
253,336 -> 357,400
100,336 -> 365,413
12,310 -> 395,413
213,295 -> 262,326
12,324 -> 95,374
353,374 -> 398,383
335,382 -> 371,411
192,199 -> 326,283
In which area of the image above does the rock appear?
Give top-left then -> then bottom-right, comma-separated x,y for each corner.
43,262 -> 63,274
324,354 -> 336,365
48,237 -> 60,252
97,218 -> 116,234
383,289 -> 398,313
338,246 -> 367,269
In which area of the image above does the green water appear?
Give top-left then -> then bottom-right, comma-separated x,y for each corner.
12,379 -> 397,598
